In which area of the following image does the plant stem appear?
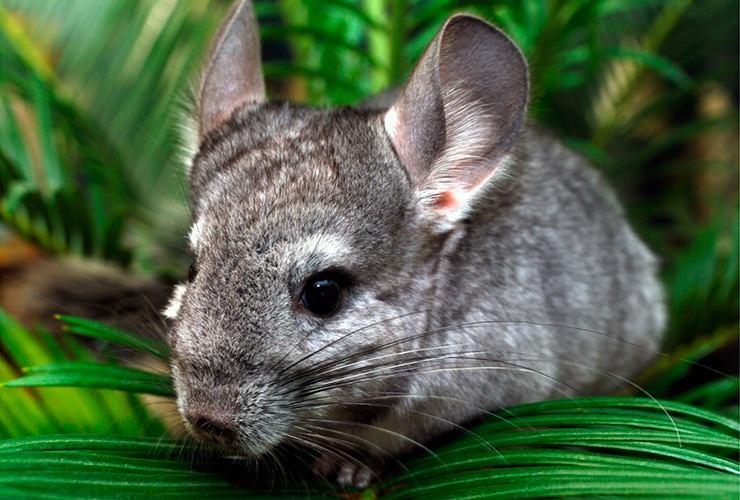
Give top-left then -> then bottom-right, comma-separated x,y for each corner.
388,0 -> 407,86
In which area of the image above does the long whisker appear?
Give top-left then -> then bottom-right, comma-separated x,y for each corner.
296,344 -> 479,388
286,428 -> 386,484
276,309 -> 432,377
295,350 -> 582,401
282,317 -> 648,385
299,418 -> 444,472
300,398 -> 512,461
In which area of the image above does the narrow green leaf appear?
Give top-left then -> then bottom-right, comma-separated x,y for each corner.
26,75 -> 66,195
0,435 -> 337,499
676,376 -> 740,409
496,396 -> 740,432
0,93 -> 32,183
56,315 -> 169,360
0,434 -> 182,454
383,468 -> 739,499
4,362 -> 174,398
0,309 -> 59,369
0,359 -> 58,438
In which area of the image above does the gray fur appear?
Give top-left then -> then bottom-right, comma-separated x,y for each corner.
168,0 -> 666,488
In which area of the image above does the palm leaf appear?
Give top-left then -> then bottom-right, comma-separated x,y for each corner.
0,310 -> 166,439
4,361 -> 174,398
1,394 -> 737,497
1,0 -> 230,269
1,9 -> 135,261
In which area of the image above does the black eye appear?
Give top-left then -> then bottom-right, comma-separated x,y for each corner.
188,264 -> 197,283
301,273 -> 344,316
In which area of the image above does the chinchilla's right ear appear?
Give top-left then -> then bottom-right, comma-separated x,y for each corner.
384,15 -> 528,231
198,0 -> 266,139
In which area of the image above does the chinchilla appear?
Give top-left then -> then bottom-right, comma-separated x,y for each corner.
162,0 -> 665,488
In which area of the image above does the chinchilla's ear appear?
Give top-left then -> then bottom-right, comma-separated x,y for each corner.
198,0 -> 266,139
384,15 -> 528,229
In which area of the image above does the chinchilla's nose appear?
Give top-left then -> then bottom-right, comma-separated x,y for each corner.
187,411 -> 237,446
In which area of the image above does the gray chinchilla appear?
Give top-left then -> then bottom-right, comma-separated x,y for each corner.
165,0 -> 666,488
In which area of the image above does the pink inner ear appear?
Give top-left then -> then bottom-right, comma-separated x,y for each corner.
434,190 -> 460,212
431,160 -> 503,217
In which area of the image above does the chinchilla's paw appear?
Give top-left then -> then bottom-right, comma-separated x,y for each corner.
311,453 -> 378,489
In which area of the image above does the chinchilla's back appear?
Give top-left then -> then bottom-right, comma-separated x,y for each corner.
442,126 -> 666,399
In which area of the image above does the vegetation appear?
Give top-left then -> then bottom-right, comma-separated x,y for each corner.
1,0 -> 737,497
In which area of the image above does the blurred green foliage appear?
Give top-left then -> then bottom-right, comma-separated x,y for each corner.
0,0 -> 737,497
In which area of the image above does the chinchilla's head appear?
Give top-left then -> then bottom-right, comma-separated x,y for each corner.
168,104 -> 423,455
165,0 -> 527,461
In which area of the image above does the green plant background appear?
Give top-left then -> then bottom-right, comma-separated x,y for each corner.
1,0 -> 738,498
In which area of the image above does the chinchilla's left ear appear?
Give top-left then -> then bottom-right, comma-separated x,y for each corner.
384,15 -> 528,229
198,0 -> 266,139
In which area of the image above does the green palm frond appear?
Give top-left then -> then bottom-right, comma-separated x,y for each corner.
1,8 -> 135,261
0,311 -> 166,440
1,0 -> 229,269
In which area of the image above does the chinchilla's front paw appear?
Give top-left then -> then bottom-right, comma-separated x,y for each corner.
311,453 -> 379,489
